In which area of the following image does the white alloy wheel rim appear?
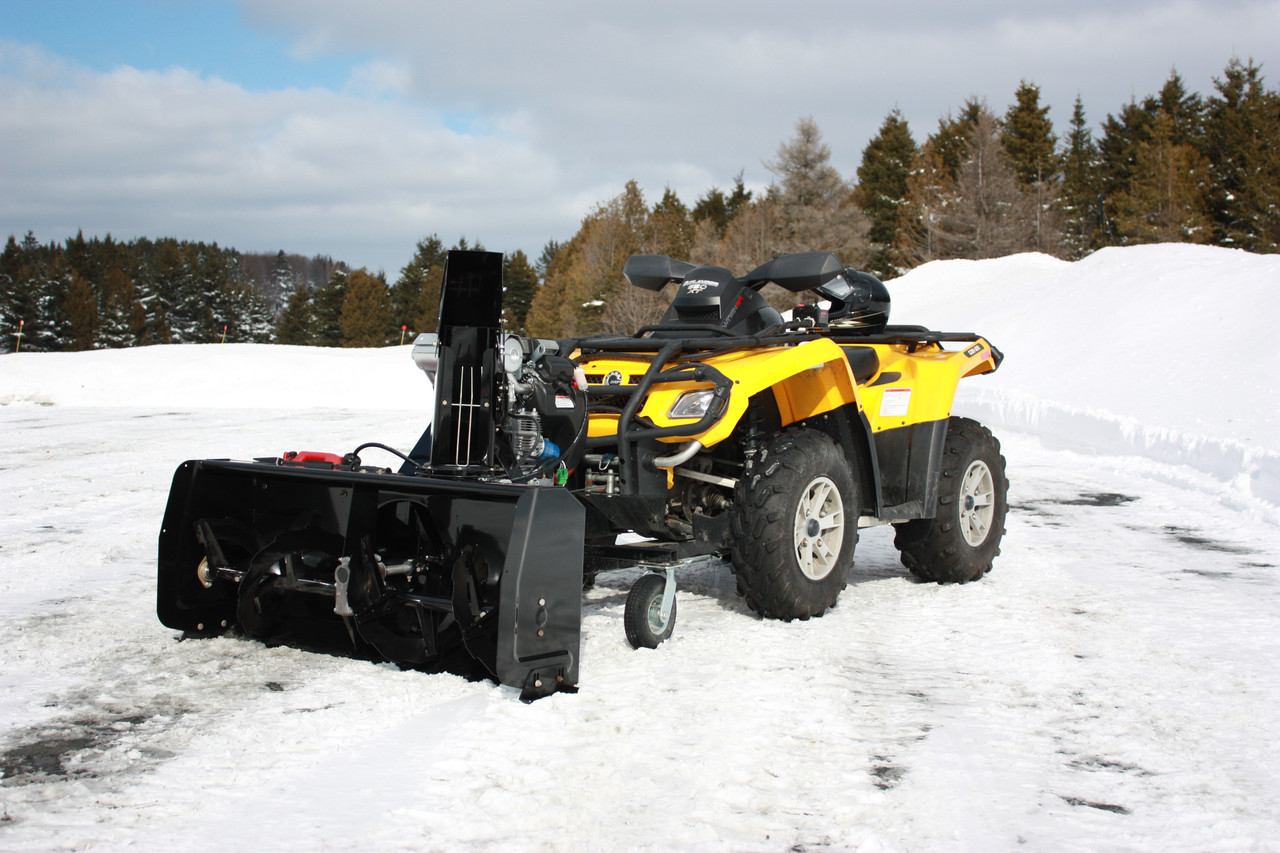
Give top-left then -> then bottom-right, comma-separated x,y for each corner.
959,459 -> 996,546
793,476 -> 845,580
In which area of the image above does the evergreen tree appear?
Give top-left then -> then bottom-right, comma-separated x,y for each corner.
1060,96 -> 1104,257
725,172 -> 753,225
929,99 -> 985,182
97,267 -> 145,348
692,186 -> 729,234
502,249 -> 539,333
265,250 -> 299,309
13,235 -> 68,352
1204,57 -> 1280,251
1111,112 -> 1213,243
311,268 -> 348,347
392,235 -> 447,336
855,108 -> 918,275
692,172 -> 752,238
1001,81 -> 1059,186
218,281 -> 275,343
648,187 -> 695,259
63,272 -> 98,350
340,268 -> 394,347
1156,69 -> 1206,148
1002,81 -> 1063,254
536,239 -> 561,280
275,284 -> 316,345
0,236 -> 22,350
1098,99 -> 1156,240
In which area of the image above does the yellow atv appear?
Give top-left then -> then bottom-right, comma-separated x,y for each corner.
159,250 -> 1007,699
569,252 -> 1008,646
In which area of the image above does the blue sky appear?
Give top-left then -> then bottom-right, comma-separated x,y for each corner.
6,1 -> 351,89
2,0 -> 1278,275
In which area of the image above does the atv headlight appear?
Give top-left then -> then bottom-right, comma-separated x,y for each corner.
669,389 -> 716,420
502,335 -> 525,374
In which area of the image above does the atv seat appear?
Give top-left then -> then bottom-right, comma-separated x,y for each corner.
842,346 -> 879,384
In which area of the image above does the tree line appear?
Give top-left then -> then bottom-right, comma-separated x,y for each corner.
3,57 -> 1274,352
527,57 -> 1278,338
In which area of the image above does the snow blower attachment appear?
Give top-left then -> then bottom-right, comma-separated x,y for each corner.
160,248 -> 1008,699
158,252 -> 587,700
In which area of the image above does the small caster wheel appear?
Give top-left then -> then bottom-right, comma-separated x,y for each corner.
624,572 -> 676,649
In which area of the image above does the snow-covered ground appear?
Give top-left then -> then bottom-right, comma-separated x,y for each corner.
1,244 -> 1278,851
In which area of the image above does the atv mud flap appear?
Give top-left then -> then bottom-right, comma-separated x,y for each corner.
158,459 -> 584,700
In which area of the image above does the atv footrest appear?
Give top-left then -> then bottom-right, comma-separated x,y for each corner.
585,541 -> 717,573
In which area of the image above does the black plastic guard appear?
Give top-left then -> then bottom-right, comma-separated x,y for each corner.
158,459 -> 584,697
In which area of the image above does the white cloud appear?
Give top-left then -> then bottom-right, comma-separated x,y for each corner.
0,41 -> 573,272
3,0 -> 1278,273
345,58 -> 411,97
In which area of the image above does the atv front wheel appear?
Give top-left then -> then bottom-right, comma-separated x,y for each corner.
731,428 -> 858,620
894,417 -> 1008,583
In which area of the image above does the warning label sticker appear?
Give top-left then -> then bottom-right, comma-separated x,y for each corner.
879,388 -> 912,418
555,395 -> 575,409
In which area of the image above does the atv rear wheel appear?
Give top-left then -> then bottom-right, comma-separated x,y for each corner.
894,417 -> 1007,583
730,428 -> 858,620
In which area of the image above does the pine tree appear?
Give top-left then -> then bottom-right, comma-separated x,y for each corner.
265,250 -> 298,310
1204,57 -> 1280,251
275,284 -> 316,345
1111,112 -> 1213,243
392,235 -> 447,336
0,236 -> 22,351
340,268 -> 394,347
692,186 -> 729,235
1002,81 -> 1063,254
855,108 -> 918,275
1002,81 -> 1059,186
97,268 -> 145,348
63,272 -> 98,351
536,240 -> 561,280
1156,69 -> 1206,148
1060,96 -> 1104,257
311,268 -> 348,347
692,172 -> 752,238
930,100 -> 984,182
648,187 -> 694,259
502,249 -> 539,333
1098,100 -> 1156,241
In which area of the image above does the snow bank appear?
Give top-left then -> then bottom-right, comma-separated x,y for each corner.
889,244 -> 1280,506
0,342 -> 426,410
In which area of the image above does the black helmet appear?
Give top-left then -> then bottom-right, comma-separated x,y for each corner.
814,268 -> 890,332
